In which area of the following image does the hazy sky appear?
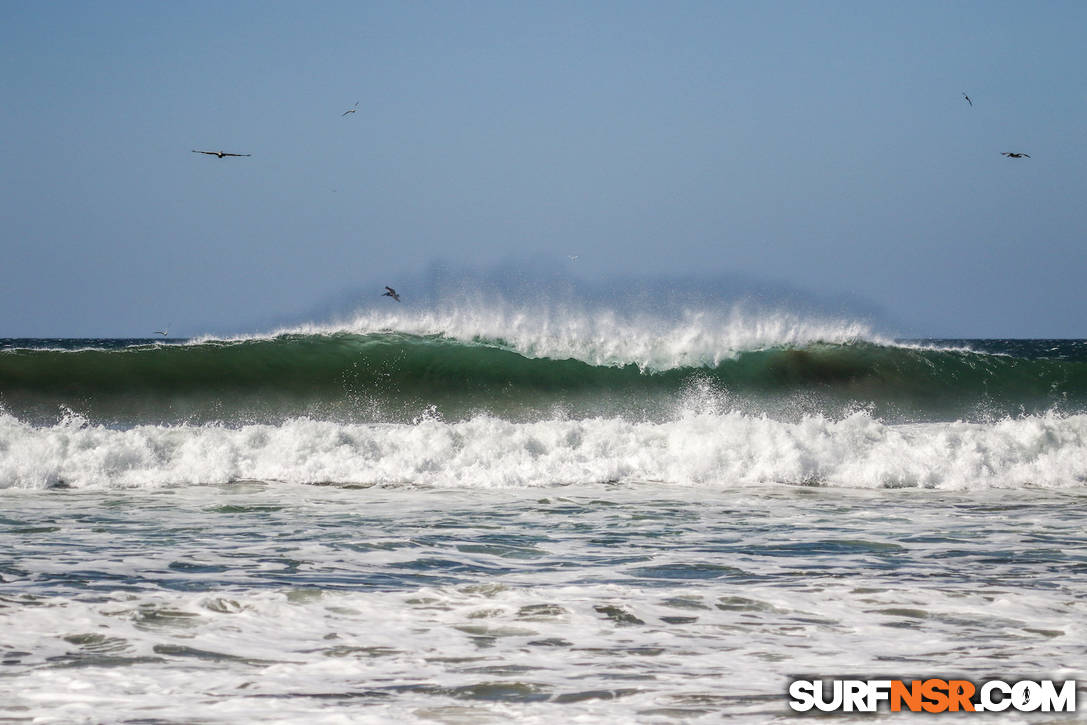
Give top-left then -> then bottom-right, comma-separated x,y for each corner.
2,0 -> 1085,338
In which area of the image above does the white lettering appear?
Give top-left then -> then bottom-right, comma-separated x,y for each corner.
981,680 -> 1011,712
814,680 -> 843,712
790,677 -> 1075,714
1013,681 -> 1041,711
788,680 -> 816,712
843,680 -> 868,712
866,679 -> 892,710
1040,680 -> 1076,712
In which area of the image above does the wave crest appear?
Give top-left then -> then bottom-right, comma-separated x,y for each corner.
247,300 -> 881,370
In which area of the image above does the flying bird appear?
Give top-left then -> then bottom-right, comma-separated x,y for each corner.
342,101 -> 359,116
962,92 -> 972,107
1001,152 -> 1031,158
383,286 -> 401,302
192,150 -> 251,158
153,328 -> 168,336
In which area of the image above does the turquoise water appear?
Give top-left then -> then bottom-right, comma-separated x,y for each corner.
3,336 -> 1087,425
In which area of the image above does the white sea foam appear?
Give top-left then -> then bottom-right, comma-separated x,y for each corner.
3,410 -> 1085,491
2,482 -> 1084,723
195,298 -> 882,370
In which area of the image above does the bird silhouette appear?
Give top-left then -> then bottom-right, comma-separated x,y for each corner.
1001,152 -> 1030,158
962,92 -> 972,107
383,286 -> 401,302
342,101 -> 359,116
192,150 -> 251,158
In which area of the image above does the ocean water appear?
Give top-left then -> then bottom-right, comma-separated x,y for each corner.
2,305 -> 1086,723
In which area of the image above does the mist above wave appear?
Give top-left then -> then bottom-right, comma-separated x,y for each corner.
199,265 -> 889,370
238,301 -> 878,372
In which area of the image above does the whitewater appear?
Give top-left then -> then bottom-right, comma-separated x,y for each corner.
4,411 -> 1087,491
2,301 -> 1086,722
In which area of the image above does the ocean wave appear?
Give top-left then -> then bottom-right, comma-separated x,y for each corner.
2,411 -> 1086,491
3,332 -> 1087,425
204,301 -> 882,370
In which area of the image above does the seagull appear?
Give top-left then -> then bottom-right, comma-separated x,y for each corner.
192,150 -> 251,158
342,101 -> 359,116
962,92 -> 972,107
153,327 -> 168,336
1001,152 -> 1031,158
568,254 -> 579,261
382,286 -> 401,302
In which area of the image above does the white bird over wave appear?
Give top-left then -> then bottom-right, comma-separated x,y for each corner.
153,327 -> 168,336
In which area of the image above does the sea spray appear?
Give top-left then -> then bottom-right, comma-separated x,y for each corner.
262,298 -> 879,370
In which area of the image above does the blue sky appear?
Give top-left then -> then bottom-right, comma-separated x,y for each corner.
2,0 -> 1085,337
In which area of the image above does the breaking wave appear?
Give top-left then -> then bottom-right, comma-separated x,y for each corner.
3,410 -> 1086,491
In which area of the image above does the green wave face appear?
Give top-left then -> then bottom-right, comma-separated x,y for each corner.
2,335 -> 1087,425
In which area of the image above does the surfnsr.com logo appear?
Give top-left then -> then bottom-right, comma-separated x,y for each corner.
788,679 -> 1076,713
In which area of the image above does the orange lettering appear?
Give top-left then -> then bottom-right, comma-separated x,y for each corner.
921,679 -> 949,713
891,680 -> 922,712
947,680 -> 976,711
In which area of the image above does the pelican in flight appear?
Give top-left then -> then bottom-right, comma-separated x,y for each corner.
962,92 -> 972,107
382,286 -> 401,302
342,101 -> 359,116
1001,152 -> 1030,158
192,150 -> 251,158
